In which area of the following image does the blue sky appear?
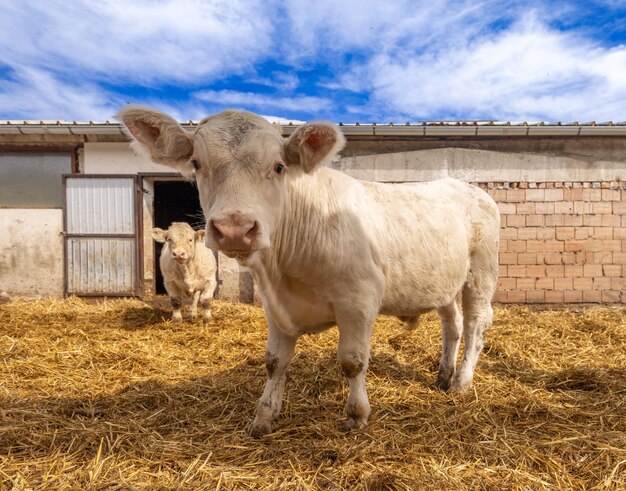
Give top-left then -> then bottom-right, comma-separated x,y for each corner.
1,0 -> 626,123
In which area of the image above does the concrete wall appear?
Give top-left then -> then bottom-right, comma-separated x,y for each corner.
0,209 -> 64,297
83,142 -> 172,174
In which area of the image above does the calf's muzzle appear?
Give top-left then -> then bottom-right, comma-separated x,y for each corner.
210,214 -> 258,252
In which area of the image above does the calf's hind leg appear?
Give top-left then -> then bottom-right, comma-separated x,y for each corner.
448,283 -> 494,393
435,300 -> 463,390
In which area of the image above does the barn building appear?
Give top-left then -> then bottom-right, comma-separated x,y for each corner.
1,119 -> 624,304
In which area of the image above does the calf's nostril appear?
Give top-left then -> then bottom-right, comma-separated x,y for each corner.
210,220 -> 225,241
245,222 -> 258,240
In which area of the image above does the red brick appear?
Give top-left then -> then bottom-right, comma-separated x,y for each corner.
499,252 -> 516,265
602,290 -> 621,303
574,227 -> 592,240
546,215 -> 565,226
614,252 -> 626,264
508,265 -> 526,277
507,290 -> 526,302
498,278 -> 516,289
526,291 -> 545,303
518,228 -> 537,240
564,290 -> 583,303
583,214 -> 603,226
545,189 -> 564,201
506,189 -> 525,202
518,252 -> 538,265
538,252 -> 562,265
583,189 -> 602,201
493,291 -> 508,303
554,278 -> 572,290
537,228 -> 556,240
537,278 -> 555,289
527,265 -> 546,277
613,201 -> 626,214
592,202 -> 613,214
602,189 -> 620,201
601,215 -> 620,227
561,252 -> 576,264
574,201 -> 592,214
526,189 -> 545,201
500,228 -> 518,240
593,277 -> 612,290
499,240 -> 508,253
593,227 -> 613,239
506,215 -> 525,227
583,264 -> 603,277
565,265 -> 583,278
492,189 -> 507,201
546,265 -> 564,277
563,215 -> 583,226
508,240 -> 527,252
574,277 -> 593,290
615,227 -> 626,239
545,291 -> 564,303
603,264 -> 622,277
566,188 -> 583,200
582,290 -> 602,303
499,265 -> 508,277
516,202 -> 535,214
535,202 -> 554,214
517,278 -> 535,290
555,227 -> 575,240
526,215 -> 544,227
555,202 -> 574,214
498,202 -> 517,214
603,240 -> 622,251
611,277 -> 626,290
592,251 -> 613,264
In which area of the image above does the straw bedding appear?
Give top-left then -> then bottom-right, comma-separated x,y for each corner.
0,297 -> 624,490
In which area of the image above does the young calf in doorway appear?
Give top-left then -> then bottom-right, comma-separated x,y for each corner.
152,222 -> 217,325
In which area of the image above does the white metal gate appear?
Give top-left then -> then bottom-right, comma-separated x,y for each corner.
63,175 -> 141,296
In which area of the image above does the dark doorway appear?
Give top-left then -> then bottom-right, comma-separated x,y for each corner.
153,180 -> 205,294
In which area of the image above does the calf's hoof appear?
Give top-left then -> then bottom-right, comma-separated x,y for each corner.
447,376 -> 472,394
249,419 -> 272,438
190,314 -> 198,322
202,311 -> 212,326
435,368 -> 455,391
342,416 -> 367,433
172,313 -> 183,323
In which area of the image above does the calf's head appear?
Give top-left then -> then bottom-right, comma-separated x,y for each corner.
152,222 -> 204,263
119,106 -> 345,260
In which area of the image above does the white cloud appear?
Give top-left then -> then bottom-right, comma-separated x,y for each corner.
194,89 -> 332,113
345,14 -> 626,121
0,67 -> 121,121
0,0 -> 274,84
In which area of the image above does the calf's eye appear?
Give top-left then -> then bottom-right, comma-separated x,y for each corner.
191,159 -> 200,170
274,162 -> 285,174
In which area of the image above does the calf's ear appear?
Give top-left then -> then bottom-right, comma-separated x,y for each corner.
194,230 -> 206,242
116,105 -> 194,173
283,122 -> 345,173
151,227 -> 168,243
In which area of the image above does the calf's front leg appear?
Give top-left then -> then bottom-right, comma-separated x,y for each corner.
164,280 -> 183,323
336,308 -> 376,432
250,319 -> 297,438
190,290 -> 201,322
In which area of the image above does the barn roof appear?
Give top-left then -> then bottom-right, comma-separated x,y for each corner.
2,120 -> 626,137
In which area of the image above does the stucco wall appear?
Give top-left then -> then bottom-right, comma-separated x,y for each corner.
0,209 -> 64,296
83,142 -> 172,174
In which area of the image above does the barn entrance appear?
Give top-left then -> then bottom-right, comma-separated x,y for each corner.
152,180 -> 205,294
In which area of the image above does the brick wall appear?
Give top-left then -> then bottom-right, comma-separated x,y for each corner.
476,181 -> 626,304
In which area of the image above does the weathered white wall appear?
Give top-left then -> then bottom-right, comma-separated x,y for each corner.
336,147 -> 626,183
84,142 -> 173,174
0,209 -> 64,296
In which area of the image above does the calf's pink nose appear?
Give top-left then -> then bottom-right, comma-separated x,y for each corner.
210,216 -> 257,251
